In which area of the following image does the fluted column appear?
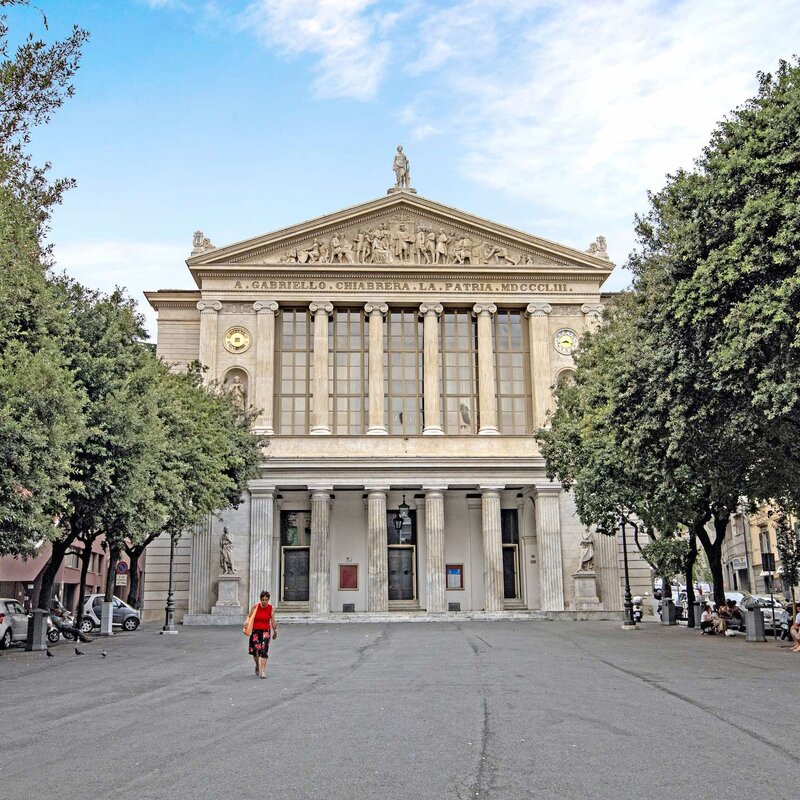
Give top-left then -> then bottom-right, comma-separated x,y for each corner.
309,488 -> 332,613
419,303 -> 444,435
581,303 -> 604,332
481,487 -> 504,611
525,302 -> 553,429
365,303 -> 388,435
472,303 -> 499,435
534,482 -> 564,611
309,301 -> 333,435
424,488 -> 446,612
196,300 -> 222,384
248,484 -> 276,607
188,514 -> 213,614
367,489 -> 389,611
595,524 -> 622,611
252,301 -> 278,434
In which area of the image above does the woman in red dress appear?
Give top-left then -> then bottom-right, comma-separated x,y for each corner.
246,590 -> 277,678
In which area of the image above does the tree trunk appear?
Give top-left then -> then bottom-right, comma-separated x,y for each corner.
126,547 -> 142,608
104,544 -> 120,602
685,531 -> 698,628
35,534 -> 75,610
696,513 -> 729,607
75,533 -> 98,624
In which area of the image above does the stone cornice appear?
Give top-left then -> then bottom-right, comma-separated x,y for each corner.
144,290 -> 201,311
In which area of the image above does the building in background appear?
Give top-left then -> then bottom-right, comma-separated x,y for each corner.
143,166 -> 643,623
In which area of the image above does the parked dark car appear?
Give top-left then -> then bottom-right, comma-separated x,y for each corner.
80,594 -> 140,633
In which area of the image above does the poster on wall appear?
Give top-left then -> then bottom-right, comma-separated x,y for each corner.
339,564 -> 358,590
446,564 -> 464,590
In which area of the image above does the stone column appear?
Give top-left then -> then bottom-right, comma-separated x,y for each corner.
473,303 -> 499,435
309,302 -> 333,435
309,488 -> 332,614
196,300 -> 222,384
481,487 -> 504,611
366,489 -> 389,611
365,303 -> 388,435
188,514 -> 213,614
581,303 -> 604,332
252,301 -> 278,435
534,482 -> 564,611
596,527 -> 622,611
248,484 -> 276,607
525,302 -> 553,429
424,488 -> 446,612
419,303 -> 444,435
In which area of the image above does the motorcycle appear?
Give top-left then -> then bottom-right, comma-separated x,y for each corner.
46,611 -> 79,644
632,595 -> 644,624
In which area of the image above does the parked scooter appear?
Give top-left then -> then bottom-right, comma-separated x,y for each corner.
632,596 -> 644,624
46,610 -> 80,644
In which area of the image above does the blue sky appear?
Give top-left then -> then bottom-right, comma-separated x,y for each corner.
9,0 -> 800,336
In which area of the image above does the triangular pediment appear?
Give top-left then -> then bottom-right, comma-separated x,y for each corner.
187,192 -> 613,273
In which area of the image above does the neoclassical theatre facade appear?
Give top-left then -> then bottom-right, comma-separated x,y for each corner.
142,186 -> 627,622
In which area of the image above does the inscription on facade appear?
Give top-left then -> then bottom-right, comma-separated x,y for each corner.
231,279 -> 572,294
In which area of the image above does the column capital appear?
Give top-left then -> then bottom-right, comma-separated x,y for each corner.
533,481 -> 562,497
479,485 -> 504,496
581,302 -> 604,329
525,302 -> 552,318
309,301 -> 334,316
422,484 -> 447,493
309,486 -> 334,496
249,482 -> 276,498
254,300 -> 279,315
197,299 -> 222,314
419,302 -> 443,318
472,302 -> 497,318
364,302 -> 388,317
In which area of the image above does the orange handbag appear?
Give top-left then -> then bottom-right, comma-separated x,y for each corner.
242,604 -> 257,636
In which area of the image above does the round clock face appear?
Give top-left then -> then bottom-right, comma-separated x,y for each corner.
223,326 -> 251,354
554,328 -> 578,355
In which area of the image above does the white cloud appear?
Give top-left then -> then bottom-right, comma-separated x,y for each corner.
242,0 -> 398,100
50,241 -> 190,339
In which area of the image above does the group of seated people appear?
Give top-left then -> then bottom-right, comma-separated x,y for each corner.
699,599 -> 743,635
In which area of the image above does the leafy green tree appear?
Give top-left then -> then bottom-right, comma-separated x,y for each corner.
775,515 -> 799,609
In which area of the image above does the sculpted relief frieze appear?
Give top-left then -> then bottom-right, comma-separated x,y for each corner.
238,211 -> 546,268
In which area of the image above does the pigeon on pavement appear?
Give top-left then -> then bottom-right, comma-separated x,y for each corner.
101,650 -> 107,658
46,649 -> 55,658
74,647 -> 85,656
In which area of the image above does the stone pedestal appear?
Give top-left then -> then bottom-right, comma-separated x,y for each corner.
25,609 -> 48,652
212,575 -> 243,615
572,571 -> 601,610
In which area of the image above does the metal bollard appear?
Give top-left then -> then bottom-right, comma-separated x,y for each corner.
744,606 -> 766,642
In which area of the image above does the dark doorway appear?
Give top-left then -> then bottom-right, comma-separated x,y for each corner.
283,549 -> 310,602
281,510 -> 310,602
388,547 -> 415,600
501,509 -> 520,600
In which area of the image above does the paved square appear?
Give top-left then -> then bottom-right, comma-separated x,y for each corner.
3,621 -> 797,799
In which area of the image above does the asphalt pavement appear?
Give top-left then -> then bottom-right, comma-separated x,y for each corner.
2,619 -> 798,800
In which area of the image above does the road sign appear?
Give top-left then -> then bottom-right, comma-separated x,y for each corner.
116,562 -> 128,575
116,574 -> 128,586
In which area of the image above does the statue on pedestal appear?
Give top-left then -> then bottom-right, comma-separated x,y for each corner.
579,529 -> 595,572
220,527 -> 236,575
392,145 -> 411,189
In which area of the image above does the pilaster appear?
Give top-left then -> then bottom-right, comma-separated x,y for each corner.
481,487 -> 504,611
365,303 -> 389,435
188,514 -> 213,614
196,300 -> 222,384
419,303 -> 444,435
534,482 -> 565,611
248,484 -> 276,607
472,303 -> 499,435
252,301 -> 278,434
581,303 -> 605,332
525,302 -> 553,429
309,302 -> 333,435
424,488 -> 446,612
309,488 -> 333,613
366,489 -> 389,611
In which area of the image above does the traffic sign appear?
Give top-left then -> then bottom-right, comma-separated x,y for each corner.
116,562 -> 128,574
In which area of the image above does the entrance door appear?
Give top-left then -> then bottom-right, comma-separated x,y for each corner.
502,545 -> 519,599
388,546 -> 415,600
282,548 -> 310,601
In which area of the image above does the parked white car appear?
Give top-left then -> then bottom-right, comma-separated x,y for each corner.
0,598 -> 29,648
79,595 -> 140,633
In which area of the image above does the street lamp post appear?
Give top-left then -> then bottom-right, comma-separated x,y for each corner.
393,493 -> 410,533
161,531 -> 179,635
620,518 -> 637,628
